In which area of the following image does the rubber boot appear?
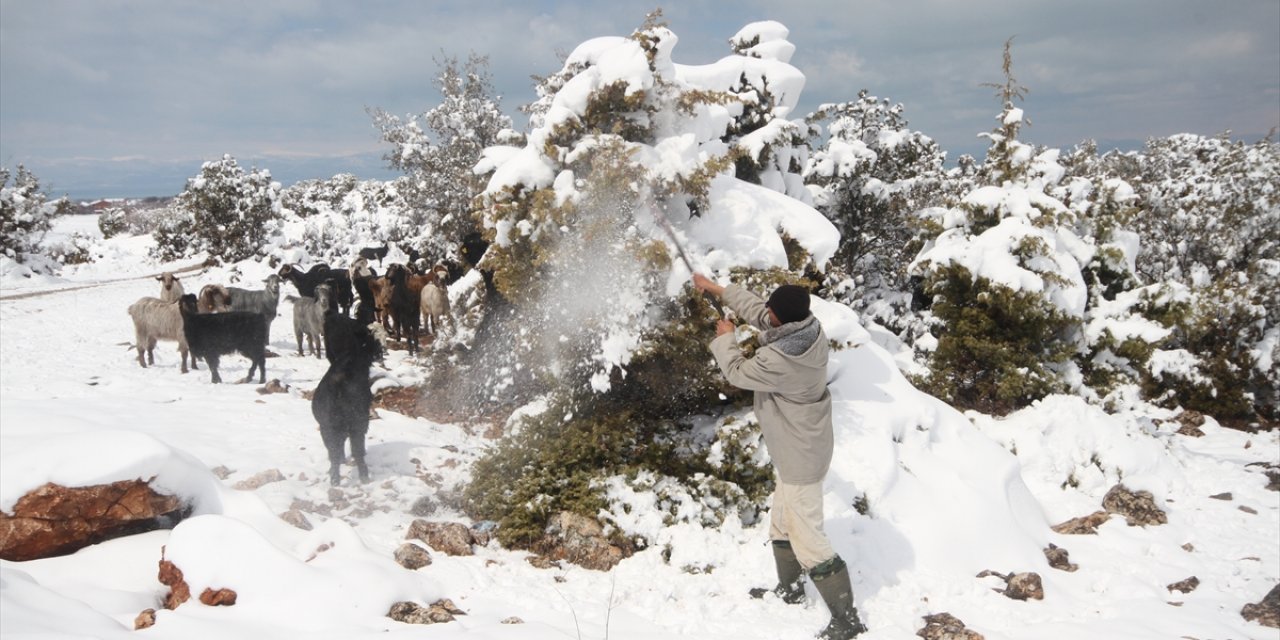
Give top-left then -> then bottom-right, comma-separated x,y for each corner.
749,540 -> 805,604
810,555 -> 867,639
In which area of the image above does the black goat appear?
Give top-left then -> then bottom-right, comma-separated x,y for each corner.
178,294 -> 267,384
358,245 -> 389,265
279,263 -> 353,317
385,263 -> 420,355
313,313 -> 384,485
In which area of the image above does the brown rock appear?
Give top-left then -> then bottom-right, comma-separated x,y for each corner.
0,480 -> 189,561
1102,484 -> 1167,526
134,609 -> 157,630
1051,511 -> 1112,535
535,511 -> 627,571
406,520 -> 474,556
1182,543 -> 1195,552
409,496 -> 436,517
917,612 -> 985,640
200,587 -> 237,606
387,599 -> 466,625
1006,572 -> 1045,601
395,543 -> 433,569
210,466 -> 234,480
501,616 -> 525,624
233,469 -> 286,491
1044,543 -> 1078,572
1167,576 -> 1200,594
1175,411 -> 1206,437
256,379 -> 289,395
1240,506 -> 1258,515
1210,492 -> 1233,500
1241,584 -> 1280,628
279,508 -> 313,530
526,554 -> 560,569
158,557 -> 191,610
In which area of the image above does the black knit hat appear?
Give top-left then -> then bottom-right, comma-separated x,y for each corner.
767,285 -> 810,324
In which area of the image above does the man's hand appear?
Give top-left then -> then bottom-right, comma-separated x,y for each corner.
715,319 -> 735,336
693,273 -> 725,297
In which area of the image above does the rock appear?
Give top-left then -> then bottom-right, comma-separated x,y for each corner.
200,587 -> 237,606
134,609 -> 157,630
1182,543 -> 1195,552
406,520 -> 474,556
158,557 -> 190,610
1102,484 -> 1167,526
471,520 -> 498,547
210,465 -> 234,480
1005,572 -> 1045,601
1051,511 -> 1111,535
1210,492 -> 1233,500
395,543 -> 433,570
1044,543 -> 1078,572
256,379 -> 288,395
1241,584 -> 1280,628
526,554 -> 560,569
536,511 -> 627,571
1175,411 -> 1206,437
233,469 -> 286,490
0,480 -> 189,561
917,612 -> 985,640
387,599 -> 466,625
1240,505 -> 1258,515
279,508 -> 313,530
1167,576 -> 1200,594
501,616 -> 525,624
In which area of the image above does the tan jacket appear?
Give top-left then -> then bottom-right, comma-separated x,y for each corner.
710,284 -> 833,485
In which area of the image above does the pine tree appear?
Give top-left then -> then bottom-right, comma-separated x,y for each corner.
0,165 -> 70,262
167,155 -> 281,263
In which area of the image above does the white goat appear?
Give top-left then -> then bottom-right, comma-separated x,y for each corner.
156,272 -> 185,304
128,297 -> 195,373
291,284 -> 332,359
419,278 -> 450,338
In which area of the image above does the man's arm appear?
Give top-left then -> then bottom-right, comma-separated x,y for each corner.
693,274 -> 771,331
710,333 -> 786,393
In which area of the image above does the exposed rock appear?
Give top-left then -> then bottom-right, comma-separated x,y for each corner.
233,469 -> 286,490
526,554 -> 561,569
534,511 -> 627,571
387,599 -> 466,625
0,480 -> 188,561
200,587 -> 237,606
471,521 -> 498,547
158,557 -> 190,610
1182,543 -> 1195,552
1044,543 -> 1078,572
1241,584 -> 1280,628
1240,505 -> 1258,515
256,379 -> 289,394
977,570 -> 1044,601
134,609 -> 157,630
210,466 -> 234,480
1210,492 -> 1233,500
279,508 -> 313,530
395,543 -> 433,570
917,612 -> 985,640
501,617 -> 525,624
406,520 -> 474,556
1102,484 -> 1167,526
1175,411 -> 1206,437
1051,511 -> 1111,535
1167,576 -> 1200,594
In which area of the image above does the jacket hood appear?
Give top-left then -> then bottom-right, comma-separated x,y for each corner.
760,315 -> 826,366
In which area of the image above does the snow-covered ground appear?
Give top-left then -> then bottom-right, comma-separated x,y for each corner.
1,217 -> 1277,639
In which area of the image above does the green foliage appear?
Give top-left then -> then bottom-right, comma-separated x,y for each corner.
917,264 -> 1076,413
1,165 -> 70,261
167,155 -> 281,263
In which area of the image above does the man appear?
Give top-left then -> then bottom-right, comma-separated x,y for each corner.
693,273 -> 866,640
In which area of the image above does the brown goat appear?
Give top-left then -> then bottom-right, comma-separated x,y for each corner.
197,284 -> 232,313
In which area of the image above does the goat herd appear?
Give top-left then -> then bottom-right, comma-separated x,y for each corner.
125,257 -> 455,484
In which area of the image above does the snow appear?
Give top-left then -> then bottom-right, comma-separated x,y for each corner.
2,215 -> 1277,639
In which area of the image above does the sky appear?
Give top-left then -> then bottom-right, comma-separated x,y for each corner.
1,0 -> 1278,201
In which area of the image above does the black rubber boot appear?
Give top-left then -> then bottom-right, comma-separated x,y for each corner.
749,540 -> 806,604
810,555 -> 867,639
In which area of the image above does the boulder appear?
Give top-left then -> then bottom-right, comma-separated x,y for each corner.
406,520 -> 474,556
1043,543 -> 1078,572
0,479 -> 188,561
388,599 -> 465,625
1242,584 -> 1280,628
134,609 -> 157,630
1102,484 -> 1167,526
536,511 -> 627,571
1051,511 -> 1111,535
395,543 -> 433,570
1166,576 -> 1199,594
976,570 -> 1044,601
232,469 -> 286,490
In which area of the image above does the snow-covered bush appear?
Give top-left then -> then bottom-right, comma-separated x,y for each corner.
276,175 -> 417,264
461,15 -> 835,549
158,155 -> 282,263
1,165 -> 70,263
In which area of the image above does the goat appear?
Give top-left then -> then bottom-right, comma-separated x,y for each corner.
349,258 -> 379,326
226,274 -> 282,344
156,272 -> 185,304
197,284 -> 231,313
312,313 -> 383,484
178,294 -> 266,384
280,263 -> 353,317
385,263 -> 420,354
290,283 -> 331,359
357,244 -> 389,266
419,266 -> 451,337
128,297 -> 196,373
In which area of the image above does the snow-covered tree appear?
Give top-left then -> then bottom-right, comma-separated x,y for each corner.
159,155 -> 281,263
804,90 -> 948,320
0,165 -> 70,262
370,53 -> 513,260
277,174 -> 415,264
461,14 -> 837,548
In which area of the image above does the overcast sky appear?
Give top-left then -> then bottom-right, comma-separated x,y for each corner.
2,0 -> 1277,200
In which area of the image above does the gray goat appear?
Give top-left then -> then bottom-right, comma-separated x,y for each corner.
156,272 -> 185,304
291,283 -> 332,358
127,297 -> 196,373
226,274 -> 282,344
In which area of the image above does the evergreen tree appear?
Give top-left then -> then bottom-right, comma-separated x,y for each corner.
164,155 -> 281,263
0,165 -> 70,262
